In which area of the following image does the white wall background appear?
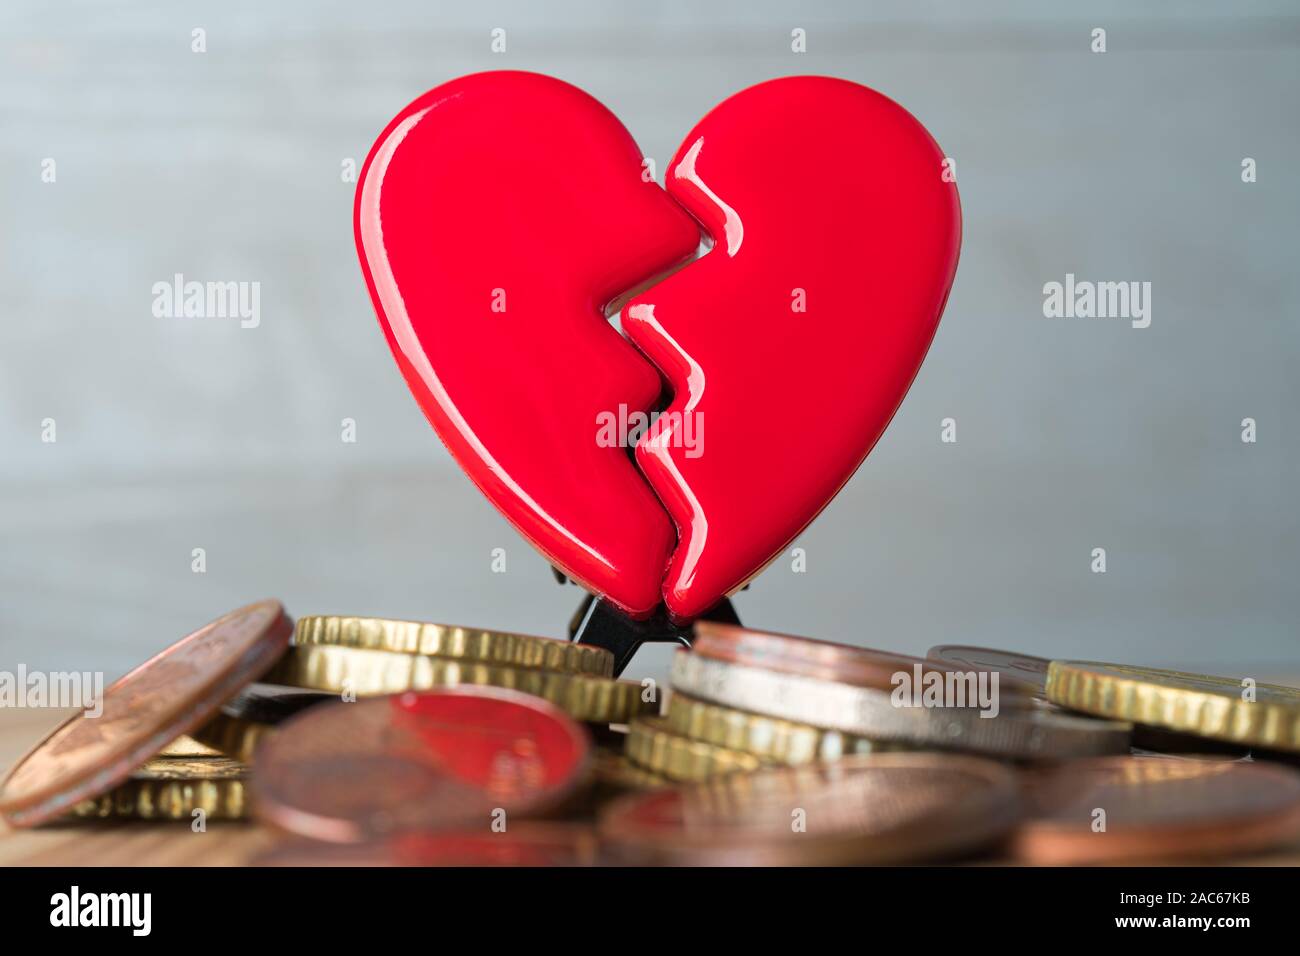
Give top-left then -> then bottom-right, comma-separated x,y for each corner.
2,0 -> 1297,684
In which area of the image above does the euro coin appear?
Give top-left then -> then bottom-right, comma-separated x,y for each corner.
253,687 -> 591,843
694,621 -> 1036,702
1010,755 -> 1300,864
665,693 -> 903,765
1046,661 -> 1300,752
599,752 -> 1020,865
68,756 -> 249,821
267,643 -> 656,723
624,717 -> 763,782
672,651 -> 1130,759
0,599 -> 291,828
294,615 -> 613,677
927,644 -> 1052,697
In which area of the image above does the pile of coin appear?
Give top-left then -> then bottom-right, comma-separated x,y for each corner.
626,621 -> 1134,776
2,599 -> 1299,866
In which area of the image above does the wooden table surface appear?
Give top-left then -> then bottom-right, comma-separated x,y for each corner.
4,704 -> 1300,867
0,708 -> 279,866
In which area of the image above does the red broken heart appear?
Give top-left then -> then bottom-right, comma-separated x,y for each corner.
355,71 -> 960,621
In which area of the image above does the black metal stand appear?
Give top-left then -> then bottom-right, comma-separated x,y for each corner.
569,594 -> 741,677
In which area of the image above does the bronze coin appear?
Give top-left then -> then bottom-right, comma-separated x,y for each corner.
0,599 -> 292,827
598,752 -> 1020,865
252,687 -> 591,843
254,824 -> 601,866
1010,755 -> 1300,864
693,622 -> 1036,704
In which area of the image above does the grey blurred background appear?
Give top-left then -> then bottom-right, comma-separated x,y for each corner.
2,0 -> 1297,687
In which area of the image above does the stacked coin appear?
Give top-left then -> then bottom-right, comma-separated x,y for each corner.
267,615 -> 655,725
621,622 -> 1133,781
0,600 -> 293,828
0,604 -> 649,833
69,757 -> 249,822
3,600 -> 1300,866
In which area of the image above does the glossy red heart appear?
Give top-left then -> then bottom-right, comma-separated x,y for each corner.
355,71 -> 960,620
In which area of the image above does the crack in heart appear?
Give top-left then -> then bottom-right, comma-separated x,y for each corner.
355,71 -> 961,622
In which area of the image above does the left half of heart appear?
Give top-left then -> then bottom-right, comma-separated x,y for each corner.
354,71 -> 701,617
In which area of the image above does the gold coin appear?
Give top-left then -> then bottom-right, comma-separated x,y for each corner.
191,714 -> 269,765
158,735 -> 224,758
1046,661 -> 1300,753
666,693 -> 904,765
267,644 -> 657,724
0,599 -> 289,829
591,749 -> 671,792
625,718 -> 763,782
68,757 -> 248,821
295,615 -> 612,677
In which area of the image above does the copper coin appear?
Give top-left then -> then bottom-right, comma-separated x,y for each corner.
598,752 -> 1020,865
0,599 -> 292,827
254,824 -> 601,866
1010,755 -> 1300,864
926,644 -> 1052,696
693,621 -> 1036,703
252,686 -> 591,843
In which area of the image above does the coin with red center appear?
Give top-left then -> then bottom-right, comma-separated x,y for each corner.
252,687 -> 591,842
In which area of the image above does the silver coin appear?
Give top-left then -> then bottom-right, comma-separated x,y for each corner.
670,651 -> 1130,759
